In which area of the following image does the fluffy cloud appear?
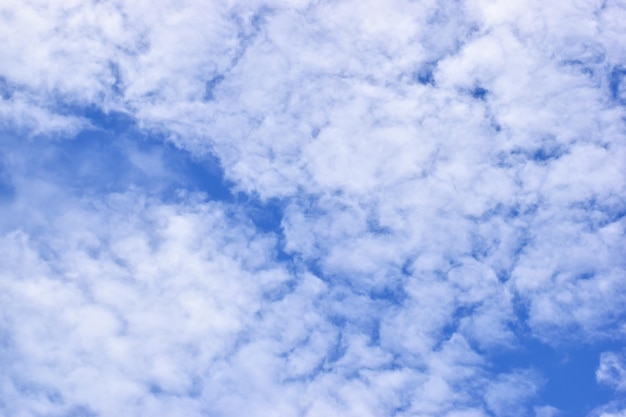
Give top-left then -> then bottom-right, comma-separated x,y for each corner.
1,191 -> 303,415
1,0 -> 625,415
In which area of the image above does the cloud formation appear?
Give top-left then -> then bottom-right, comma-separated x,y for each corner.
0,0 -> 625,416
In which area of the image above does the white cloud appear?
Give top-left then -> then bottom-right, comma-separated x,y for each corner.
597,350 -> 626,391
0,192 -> 290,416
0,0 -> 625,415
534,405 -> 560,417
589,404 -> 626,417
484,369 -> 544,417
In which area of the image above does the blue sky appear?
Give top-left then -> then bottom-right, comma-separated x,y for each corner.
1,1 -> 625,416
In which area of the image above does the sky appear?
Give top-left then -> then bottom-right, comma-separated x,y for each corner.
0,0 -> 625,416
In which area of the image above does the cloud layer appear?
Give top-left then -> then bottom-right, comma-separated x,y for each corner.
1,0 -> 625,416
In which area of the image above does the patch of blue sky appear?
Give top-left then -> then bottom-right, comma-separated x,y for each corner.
0,161 -> 15,202
570,198 -> 626,231
0,103 -> 233,202
471,86 -> 489,101
503,140 -> 566,165
107,61 -> 125,97
489,338 -> 623,417
438,304 -> 481,345
609,66 -> 626,104
0,76 -> 13,100
204,74 -> 225,102
367,282 -> 408,307
73,107 -> 294,234
413,62 -> 437,86
234,194 -> 285,233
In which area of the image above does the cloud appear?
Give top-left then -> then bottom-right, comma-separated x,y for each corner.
0,0 -> 625,415
597,350 -> 626,391
0,191 -> 290,416
484,369 -> 544,417
534,405 -> 561,417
